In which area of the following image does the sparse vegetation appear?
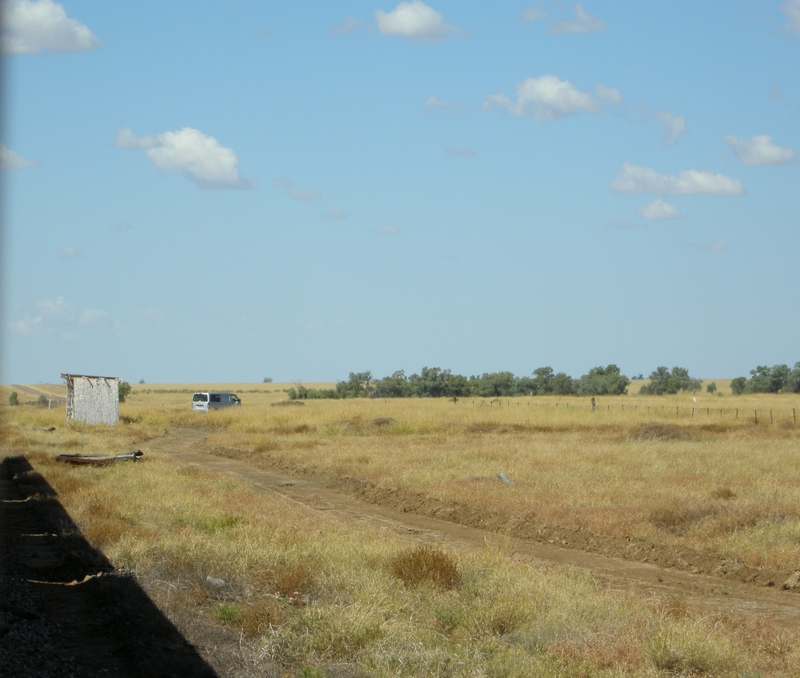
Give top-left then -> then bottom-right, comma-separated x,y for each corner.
3,385 -> 800,676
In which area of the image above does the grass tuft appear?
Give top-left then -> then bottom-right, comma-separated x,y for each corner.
388,544 -> 461,590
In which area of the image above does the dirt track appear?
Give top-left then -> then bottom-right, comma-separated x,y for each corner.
149,428 -> 800,630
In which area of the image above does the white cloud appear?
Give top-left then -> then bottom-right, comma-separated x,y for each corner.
423,95 -> 463,115
653,111 -> 687,146
781,0 -> 800,34
113,127 -> 254,189
332,17 -> 363,36
2,0 -> 100,55
79,308 -> 107,325
694,240 -> 730,252
548,3 -> 606,35
444,147 -> 476,157
57,245 -> 83,258
1,143 -> 37,170
375,1 -> 461,41
38,296 -> 74,318
13,315 -> 44,336
274,177 -> 322,201
521,6 -> 548,23
375,225 -> 399,235
638,199 -> 682,220
723,134 -> 796,166
483,75 -> 618,121
320,207 -> 348,219
609,163 -> 745,195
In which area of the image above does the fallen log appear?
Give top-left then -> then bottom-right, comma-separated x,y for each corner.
55,450 -> 143,466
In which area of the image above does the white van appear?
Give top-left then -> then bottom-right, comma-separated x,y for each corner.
192,392 -> 242,412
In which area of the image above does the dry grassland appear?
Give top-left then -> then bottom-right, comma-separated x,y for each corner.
3,385 -> 800,676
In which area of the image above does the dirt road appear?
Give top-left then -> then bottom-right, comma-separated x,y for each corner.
149,428 -> 800,630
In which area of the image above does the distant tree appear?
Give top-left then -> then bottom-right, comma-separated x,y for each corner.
372,371 -> 413,398
118,381 -> 132,403
9,391 -> 19,406
639,367 -> 702,395
473,372 -> 517,398
730,377 -> 747,395
37,394 -> 48,406
785,362 -> 800,393
139,379 -> 145,384
336,372 -> 373,398
409,367 -> 453,398
263,377 -> 273,383
552,372 -> 577,395
706,382 -> 717,394
577,365 -> 630,396
746,364 -> 790,393
531,367 -> 555,395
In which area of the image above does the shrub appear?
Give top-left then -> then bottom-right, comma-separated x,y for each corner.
388,545 -> 461,589
118,381 -> 132,402
9,391 -> 19,406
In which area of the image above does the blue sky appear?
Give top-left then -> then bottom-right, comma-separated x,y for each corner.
2,0 -> 799,384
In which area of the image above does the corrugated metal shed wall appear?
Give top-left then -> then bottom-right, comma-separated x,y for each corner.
63,374 -> 120,425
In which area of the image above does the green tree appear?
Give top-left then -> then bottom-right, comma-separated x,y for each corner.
639,366 -> 702,395
335,372 -> 373,398
531,367 -> 555,395
372,371 -> 413,398
9,391 -> 19,406
118,381 -> 132,402
706,382 -> 717,394
785,362 -> 800,393
552,372 -> 576,395
747,364 -> 790,393
730,377 -> 747,395
577,365 -> 630,396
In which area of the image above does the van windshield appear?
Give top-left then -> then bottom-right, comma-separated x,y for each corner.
192,393 -> 208,402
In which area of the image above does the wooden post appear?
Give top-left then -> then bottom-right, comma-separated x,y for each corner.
735,408 -> 738,419
692,407 -> 694,418
754,410 -> 758,424
676,406 -> 679,415
770,410 -> 773,424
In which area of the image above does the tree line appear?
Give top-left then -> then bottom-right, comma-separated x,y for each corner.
286,361 -> 800,400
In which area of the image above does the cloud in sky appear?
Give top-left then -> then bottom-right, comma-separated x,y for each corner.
332,17 -> 363,36
781,0 -> 800,34
723,134 -> 796,165
482,75 -> 620,121
609,163 -> 744,195
653,111 -> 687,146
444,147 -> 476,157
548,3 -> 606,35
79,308 -> 107,325
320,207 -> 348,219
638,199 -> 682,220
521,6 -> 548,23
375,225 -> 399,235
698,240 -> 731,252
113,127 -> 254,190
2,0 -> 101,55
0,143 -> 37,170
424,95 -> 463,115
57,246 -> 83,258
274,177 -> 322,201
375,1 -> 461,42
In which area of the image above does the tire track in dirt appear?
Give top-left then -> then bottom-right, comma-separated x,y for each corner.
148,428 -> 800,630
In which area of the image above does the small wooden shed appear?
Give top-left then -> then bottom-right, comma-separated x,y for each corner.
61,373 -> 120,425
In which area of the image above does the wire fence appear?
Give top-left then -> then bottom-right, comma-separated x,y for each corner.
470,398 -> 798,425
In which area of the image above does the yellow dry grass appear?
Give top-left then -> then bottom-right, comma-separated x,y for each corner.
3,389 -> 800,676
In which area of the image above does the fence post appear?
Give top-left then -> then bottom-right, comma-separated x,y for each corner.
735,408 -> 738,419
794,408 -> 797,425
676,406 -> 679,416
692,407 -> 694,418
770,410 -> 773,424
754,410 -> 758,424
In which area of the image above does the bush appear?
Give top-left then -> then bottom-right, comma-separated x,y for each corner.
706,382 -> 717,394
118,381 -> 132,403
388,545 -> 461,589
9,391 -> 19,406
37,394 -> 48,406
